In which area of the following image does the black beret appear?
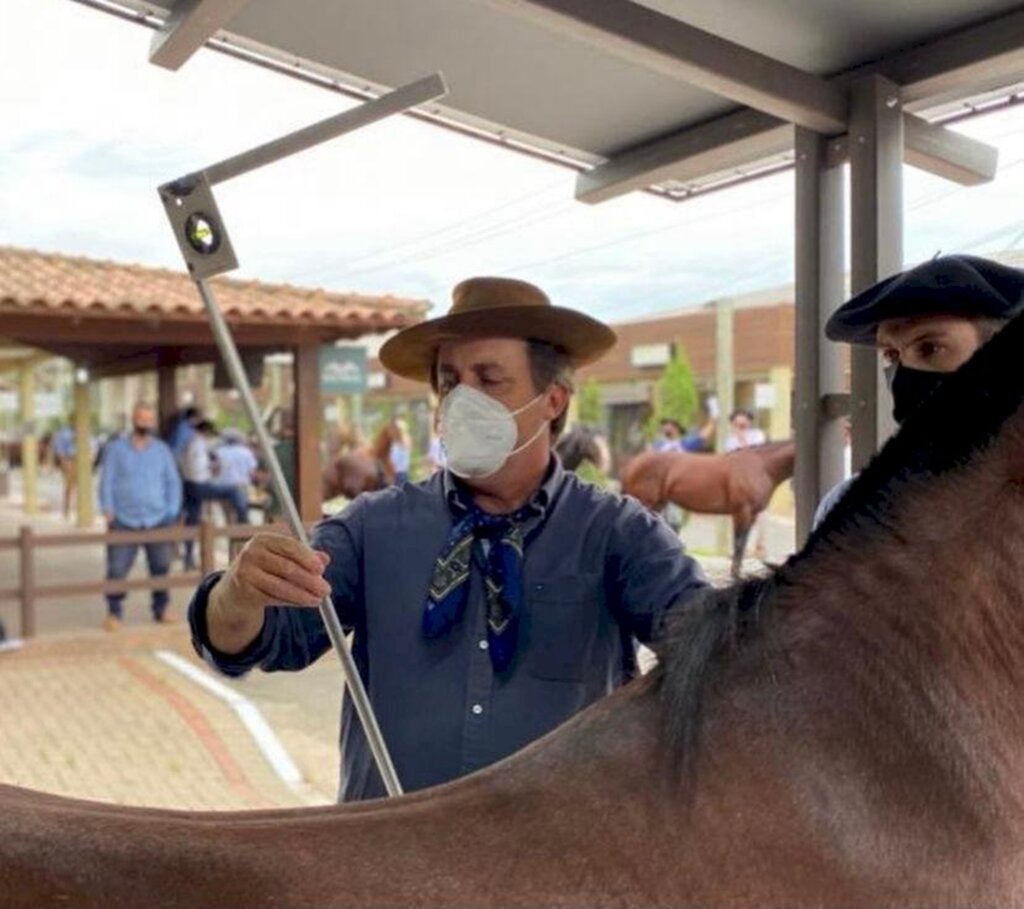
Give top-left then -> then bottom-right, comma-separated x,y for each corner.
825,254 -> 1024,345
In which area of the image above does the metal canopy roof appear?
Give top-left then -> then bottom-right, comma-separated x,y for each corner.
77,0 -> 1024,199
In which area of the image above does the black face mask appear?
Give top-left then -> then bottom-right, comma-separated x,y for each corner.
886,365 -> 948,424
132,425 -> 153,437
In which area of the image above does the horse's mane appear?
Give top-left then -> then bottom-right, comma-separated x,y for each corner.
656,309 -> 1024,776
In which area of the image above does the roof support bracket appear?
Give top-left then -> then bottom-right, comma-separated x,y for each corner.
578,110 -> 998,204
150,0 -> 252,70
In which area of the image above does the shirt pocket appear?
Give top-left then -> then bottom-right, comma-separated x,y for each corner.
523,575 -> 602,682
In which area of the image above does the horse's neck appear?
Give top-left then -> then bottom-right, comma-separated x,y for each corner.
758,442 -> 795,483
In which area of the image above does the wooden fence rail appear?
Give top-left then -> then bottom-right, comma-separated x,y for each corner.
0,520 -> 311,639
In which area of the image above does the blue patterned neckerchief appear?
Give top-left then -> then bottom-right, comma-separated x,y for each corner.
423,486 -> 542,672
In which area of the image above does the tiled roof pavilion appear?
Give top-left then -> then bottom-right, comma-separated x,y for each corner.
0,245 -> 430,377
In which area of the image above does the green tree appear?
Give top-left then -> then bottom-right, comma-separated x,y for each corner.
650,350 -> 699,436
577,378 -> 604,426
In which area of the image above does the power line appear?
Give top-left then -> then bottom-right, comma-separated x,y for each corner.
285,179 -> 569,284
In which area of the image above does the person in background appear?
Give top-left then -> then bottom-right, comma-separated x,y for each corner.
188,276 -> 708,802
724,408 -> 767,452
389,417 -> 412,485
180,420 -> 238,568
651,418 -> 685,453
425,407 -> 447,475
168,406 -> 202,461
815,254 -> 1024,527
51,421 -> 77,519
98,402 -> 182,631
213,428 -> 258,523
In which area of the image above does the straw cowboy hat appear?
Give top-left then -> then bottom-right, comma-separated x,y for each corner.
379,277 -> 617,383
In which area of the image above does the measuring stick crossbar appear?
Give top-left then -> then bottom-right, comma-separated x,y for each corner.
204,73 -> 447,186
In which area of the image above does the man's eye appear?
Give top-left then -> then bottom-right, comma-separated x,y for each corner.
918,341 -> 943,359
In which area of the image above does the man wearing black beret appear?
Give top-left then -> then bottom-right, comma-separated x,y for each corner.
814,254 -> 1024,525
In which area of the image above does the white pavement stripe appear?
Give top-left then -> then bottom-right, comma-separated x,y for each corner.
154,649 -> 306,790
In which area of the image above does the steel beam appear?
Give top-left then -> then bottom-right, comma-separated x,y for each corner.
862,7 -> 1024,108
579,107 -> 996,203
575,3 -> 1023,204
901,114 -> 999,186
849,75 -> 903,472
577,111 -> 790,204
150,0 -> 251,70
793,128 -> 847,542
486,0 -> 848,133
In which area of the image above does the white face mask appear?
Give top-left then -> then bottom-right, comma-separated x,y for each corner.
439,384 -> 550,479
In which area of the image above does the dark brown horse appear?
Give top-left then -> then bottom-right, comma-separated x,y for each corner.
5,312 -> 1024,906
621,441 -> 795,577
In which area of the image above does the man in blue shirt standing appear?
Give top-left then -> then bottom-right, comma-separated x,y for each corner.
189,277 -> 708,801
99,402 -> 182,631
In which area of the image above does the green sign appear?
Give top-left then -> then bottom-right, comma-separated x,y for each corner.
319,346 -> 368,394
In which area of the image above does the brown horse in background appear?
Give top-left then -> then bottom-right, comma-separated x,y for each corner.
621,441 -> 795,576
321,423 -> 396,503
5,312 -> 1024,907
322,451 -> 386,502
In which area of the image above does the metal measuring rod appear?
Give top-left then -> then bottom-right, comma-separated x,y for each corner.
158,73 -> 449,798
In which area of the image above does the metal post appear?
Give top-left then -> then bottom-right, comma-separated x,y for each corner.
158,74 -> 449,799
794,127 -> 847,541
195,278 -> 404,797
849,75 -> 903,471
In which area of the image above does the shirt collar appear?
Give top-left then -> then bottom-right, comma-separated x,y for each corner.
444,455 -> 564,518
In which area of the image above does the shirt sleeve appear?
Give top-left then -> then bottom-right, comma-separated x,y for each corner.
812,475 -> 856,530
98,442 -> 115,515
604,498 -> 709,645
187,498 -> 368,677
164,445 -> 183,519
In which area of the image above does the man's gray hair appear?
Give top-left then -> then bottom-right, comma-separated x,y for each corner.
526,339 -> 574,441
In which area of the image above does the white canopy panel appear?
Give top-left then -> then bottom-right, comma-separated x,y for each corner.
76,0 -> 1024,198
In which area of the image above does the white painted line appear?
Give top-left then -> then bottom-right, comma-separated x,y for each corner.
154,649 -> 309,794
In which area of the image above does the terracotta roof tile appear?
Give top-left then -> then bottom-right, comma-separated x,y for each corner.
0,245 -> 430,332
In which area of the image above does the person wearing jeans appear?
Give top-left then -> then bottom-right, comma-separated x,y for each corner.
98,403 -> 183,631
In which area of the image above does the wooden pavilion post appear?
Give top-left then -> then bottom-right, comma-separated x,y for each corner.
156,354 -> 178,438
18,363 -> 37,516
73,374 -> 95,529
294,341 -> 323,522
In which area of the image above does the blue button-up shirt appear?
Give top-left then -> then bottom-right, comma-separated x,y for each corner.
98,434 -> 182,528
189,459 -> 707,801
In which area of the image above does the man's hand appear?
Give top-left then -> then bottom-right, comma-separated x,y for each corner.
218,533 -> 331,614
206,533 -> 331,655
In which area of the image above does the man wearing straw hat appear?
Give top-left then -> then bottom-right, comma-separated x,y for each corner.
188,277 -> 708,801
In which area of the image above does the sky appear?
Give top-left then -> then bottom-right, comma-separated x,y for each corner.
2,0 -> 1024,325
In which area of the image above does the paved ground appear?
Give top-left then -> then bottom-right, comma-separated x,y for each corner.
0,465 -> 796,811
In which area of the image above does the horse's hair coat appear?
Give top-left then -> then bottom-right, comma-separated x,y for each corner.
656,308 -> 1024,786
